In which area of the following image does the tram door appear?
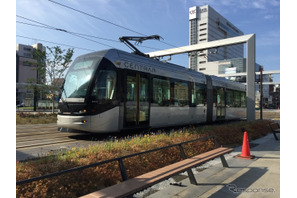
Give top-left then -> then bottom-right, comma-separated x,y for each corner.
216,87 -> 226,120
125,72 -> 150,127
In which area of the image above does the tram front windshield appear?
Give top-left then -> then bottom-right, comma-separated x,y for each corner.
61,56 -> 100,102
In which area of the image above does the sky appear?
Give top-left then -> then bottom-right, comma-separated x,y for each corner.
15,0 -> 280,82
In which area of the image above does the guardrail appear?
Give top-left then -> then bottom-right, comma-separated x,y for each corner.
17,135 -> 219,186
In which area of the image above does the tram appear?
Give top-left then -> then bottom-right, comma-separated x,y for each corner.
57,49 -> 246,133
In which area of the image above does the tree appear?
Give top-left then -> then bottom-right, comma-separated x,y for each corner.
31,46 -> 74,113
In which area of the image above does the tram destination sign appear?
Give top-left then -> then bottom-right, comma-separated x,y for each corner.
119,61 -> 157,74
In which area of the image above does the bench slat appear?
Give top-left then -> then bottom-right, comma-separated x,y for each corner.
81,147 -> 232,198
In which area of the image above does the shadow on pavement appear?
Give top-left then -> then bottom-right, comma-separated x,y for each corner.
208,166 -> 269,198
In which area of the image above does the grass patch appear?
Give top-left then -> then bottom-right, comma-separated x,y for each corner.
16,112 -> 57,125
16,120 -> 272,197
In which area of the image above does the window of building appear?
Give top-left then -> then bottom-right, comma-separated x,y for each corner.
23,52 -> 32,58
190,19 -> 198,45
22,61 -> 32,67
23,47 -> 32,52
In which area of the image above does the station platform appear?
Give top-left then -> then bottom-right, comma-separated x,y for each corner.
137,132 -> 280,198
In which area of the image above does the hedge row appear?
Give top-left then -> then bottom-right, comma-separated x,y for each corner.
16,120 -> 272,197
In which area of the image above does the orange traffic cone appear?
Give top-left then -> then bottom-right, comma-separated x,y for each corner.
236,131 -> 255,159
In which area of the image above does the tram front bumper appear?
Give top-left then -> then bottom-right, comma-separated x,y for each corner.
57,115 -> 91,132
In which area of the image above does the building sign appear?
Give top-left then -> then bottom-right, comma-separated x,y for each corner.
189,6 -> 199,20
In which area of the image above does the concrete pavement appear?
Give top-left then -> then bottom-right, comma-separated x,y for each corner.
141,132 -> 280,198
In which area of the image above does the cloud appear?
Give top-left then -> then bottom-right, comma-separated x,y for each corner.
264,15 -> 273,19
252,1 -> 266,9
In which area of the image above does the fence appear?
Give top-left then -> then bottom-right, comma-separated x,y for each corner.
16,135 -> 219,186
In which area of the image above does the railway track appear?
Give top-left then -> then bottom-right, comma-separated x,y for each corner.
16,124 -> 104,161
17,124 -> 79,149
16,111 -> 280,161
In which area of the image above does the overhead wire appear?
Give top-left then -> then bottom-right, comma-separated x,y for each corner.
17,15 -> 163,51
18,1 -> 189,59
17,21 -> 119,43
47,0 -> 186,51
17,15 -> 115,48
16,35 -> 96,52
48,0 -> 146,36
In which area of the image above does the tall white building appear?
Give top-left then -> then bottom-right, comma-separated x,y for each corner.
189,5 -> 244,71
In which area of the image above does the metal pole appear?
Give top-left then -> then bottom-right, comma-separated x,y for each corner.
33,87 -> 37,111
118,159 -> 128,181
246,34 -> 256,121
259,66 -> 263,120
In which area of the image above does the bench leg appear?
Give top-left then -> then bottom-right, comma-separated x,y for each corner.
220,155 -> 229,168
187,155 -> 229,185
187,169 -> 198,185
179,144 -> 198,185
273,131 -> 279,140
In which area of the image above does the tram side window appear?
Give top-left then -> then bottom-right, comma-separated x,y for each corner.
91,70 -> 116,104
192,83 -> 206,106
216,87 -> 225,106
139,77 -> 149,102
241,92 -> 246,107
233,91 -> 241,107
152,78 -> 170,106
226,89 -> 233,107
213,88 -> 217,107
172,81 -> 189,106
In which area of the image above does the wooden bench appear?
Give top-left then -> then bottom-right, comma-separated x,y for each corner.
269,122 -> 280,140
81,146 -> 233,198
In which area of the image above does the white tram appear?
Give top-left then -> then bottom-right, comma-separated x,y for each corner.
57,49 -> 246,133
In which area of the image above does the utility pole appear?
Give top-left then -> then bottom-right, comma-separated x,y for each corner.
259,66 -> 263,120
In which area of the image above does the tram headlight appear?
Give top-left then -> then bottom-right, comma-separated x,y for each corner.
78,109 -> 87,114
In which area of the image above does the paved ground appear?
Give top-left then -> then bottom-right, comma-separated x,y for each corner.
139,132 -> 280,198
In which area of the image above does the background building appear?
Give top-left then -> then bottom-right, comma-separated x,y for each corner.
16,43 -> 45,106
189,5 -> 244,71
188,5 -> 279,109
